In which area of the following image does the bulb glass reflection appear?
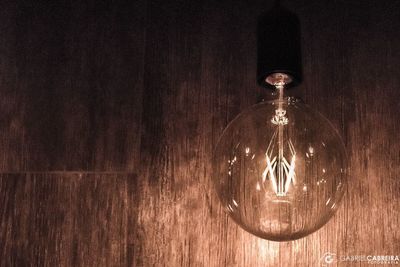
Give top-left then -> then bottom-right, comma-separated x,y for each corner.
213,88 -> 347,241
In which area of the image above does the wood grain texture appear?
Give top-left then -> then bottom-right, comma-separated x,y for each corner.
0,0 -> 400,266
0,0 -> 146,171
0,173 -> 129,266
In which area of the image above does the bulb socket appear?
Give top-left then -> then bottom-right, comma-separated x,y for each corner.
257,4 -> 303,89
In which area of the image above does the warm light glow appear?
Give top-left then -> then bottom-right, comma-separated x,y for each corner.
262,153 -> 296,196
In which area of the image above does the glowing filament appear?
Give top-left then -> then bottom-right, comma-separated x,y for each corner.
262,84 -> 296,196
262,145 -> 296,196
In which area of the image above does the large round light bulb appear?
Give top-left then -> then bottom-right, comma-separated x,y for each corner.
213,89 -> 347,241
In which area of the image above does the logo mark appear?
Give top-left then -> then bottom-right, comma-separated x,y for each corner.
320,252 -> 336,266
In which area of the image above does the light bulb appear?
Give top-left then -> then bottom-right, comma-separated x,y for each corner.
213,82 -> 347,241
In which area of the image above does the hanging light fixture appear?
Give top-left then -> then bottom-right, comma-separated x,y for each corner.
212,3 -> 348,241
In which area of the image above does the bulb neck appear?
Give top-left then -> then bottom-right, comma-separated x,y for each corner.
265,73 -> 293,88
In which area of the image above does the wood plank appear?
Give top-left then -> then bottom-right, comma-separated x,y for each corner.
0,173 -> 128,266
0,0 -> 146,171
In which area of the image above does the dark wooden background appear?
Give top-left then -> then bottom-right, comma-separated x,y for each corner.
0,0 -> 399,266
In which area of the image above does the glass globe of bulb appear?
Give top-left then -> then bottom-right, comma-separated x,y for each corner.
213,89 -> 347,241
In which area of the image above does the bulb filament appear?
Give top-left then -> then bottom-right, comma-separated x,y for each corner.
262,83 -> 296,196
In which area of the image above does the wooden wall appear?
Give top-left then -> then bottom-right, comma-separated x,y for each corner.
1,0 -> 399,266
